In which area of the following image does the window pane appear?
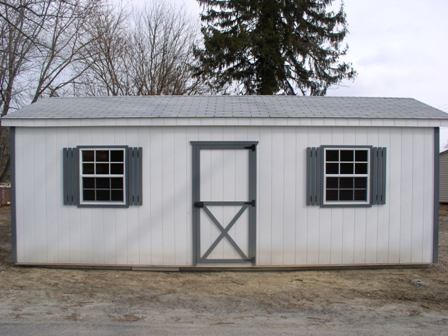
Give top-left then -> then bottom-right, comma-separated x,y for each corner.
111,190 -> 124,202
339,177 -> 353,189
340,150 -> 354,161
82,150 -> 94,161
111,163 -> 124,174
340,189 -> 354,201
355,150 -> 368,162
326,177 -> 338,189
96,163 -> 109,174
326,190 -> 338,201
83,177 -> 94,189
354,189 -> 367,201
355,163 -> 368,174
96,189 -> 110,201
96,177 -> 110,189
340,163 -> 353,174
111,178 -> 123,189
83,163 -> 94,174
323,147 -> 370,205
96,150 -> 109,162
326,150 -> 339,162
326,163 -> 338,174
80,147 -> 127,204
111,150 -> 124,162
83,189 -> 95,201
355,177 -> 367,189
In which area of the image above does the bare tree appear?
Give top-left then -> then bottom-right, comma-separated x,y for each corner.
74,3 -> 133,96
29,0 -> 101,102
76,1 -> 204,96
131,2 -> 203,95
1,0 -> 103,111
0,1 -> 49,43
0,0 -> 50,115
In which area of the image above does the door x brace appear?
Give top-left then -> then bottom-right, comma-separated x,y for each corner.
200,204 -> 249,260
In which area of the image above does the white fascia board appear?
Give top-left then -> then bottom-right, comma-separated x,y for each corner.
2,117 -> 448,128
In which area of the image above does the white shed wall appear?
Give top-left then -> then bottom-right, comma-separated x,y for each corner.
14,126 -> 435,266
441,152 -> 448,203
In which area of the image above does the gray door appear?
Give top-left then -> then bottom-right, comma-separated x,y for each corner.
192,141 -> 257,265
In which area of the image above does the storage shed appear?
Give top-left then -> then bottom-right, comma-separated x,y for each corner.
3,96 -> 448,269
441,150 -> 448,203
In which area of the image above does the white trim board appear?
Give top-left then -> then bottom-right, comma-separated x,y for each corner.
3,117 -> 448,128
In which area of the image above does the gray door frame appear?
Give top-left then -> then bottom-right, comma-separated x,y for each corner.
191,141 -> 257,265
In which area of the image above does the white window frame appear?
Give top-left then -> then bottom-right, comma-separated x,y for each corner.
79,147 -> 127,206
323,147 -> 370,206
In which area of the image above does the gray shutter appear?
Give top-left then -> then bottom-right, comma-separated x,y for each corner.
128,147 -> 143,206
306,147 -> 323,206
371,147 -> 387,205
63,147 -> 79,205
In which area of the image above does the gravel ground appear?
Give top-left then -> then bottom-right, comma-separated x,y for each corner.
0,206 -> 447,335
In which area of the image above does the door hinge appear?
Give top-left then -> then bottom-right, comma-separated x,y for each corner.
194,201 -> 204,208
245,144 -> 256,151
245,200 -> 256,207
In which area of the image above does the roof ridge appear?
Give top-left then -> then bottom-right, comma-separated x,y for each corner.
38,95 -> 417,100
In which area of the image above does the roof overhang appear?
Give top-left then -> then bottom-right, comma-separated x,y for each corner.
3,117 -> 448,128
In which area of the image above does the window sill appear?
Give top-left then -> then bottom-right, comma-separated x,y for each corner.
320,203 -> 373,208
77,203 -> 130,209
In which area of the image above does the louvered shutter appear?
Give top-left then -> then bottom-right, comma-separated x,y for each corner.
306,147 -> 323,205
63,148 -> 79,205
128,147 -> 143,205
371,147 -> 387,205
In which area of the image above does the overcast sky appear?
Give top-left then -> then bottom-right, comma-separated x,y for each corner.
131,0 -> 448,150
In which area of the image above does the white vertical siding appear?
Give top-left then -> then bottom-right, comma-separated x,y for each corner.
283,128 -> 297,264
258,128 -> 272,264
15,126 -> 436,266
353,128 -> 368,263
199,149 -> 250,260
376,128 -> 390,263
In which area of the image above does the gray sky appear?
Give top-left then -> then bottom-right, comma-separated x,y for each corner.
131,0 -> 448,149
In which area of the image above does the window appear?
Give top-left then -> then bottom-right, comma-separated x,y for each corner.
79,148 -> 126,205
323,147 -> 370,205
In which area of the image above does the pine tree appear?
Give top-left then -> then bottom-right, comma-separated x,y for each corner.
194,0 -> 356,95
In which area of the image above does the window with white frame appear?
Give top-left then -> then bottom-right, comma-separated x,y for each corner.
323,147 -> 370,205
80,148 -> 126,205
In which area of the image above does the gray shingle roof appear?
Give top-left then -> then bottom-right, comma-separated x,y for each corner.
4,96 -> 448,120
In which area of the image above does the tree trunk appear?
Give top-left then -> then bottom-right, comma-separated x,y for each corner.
256,0 -> 281,95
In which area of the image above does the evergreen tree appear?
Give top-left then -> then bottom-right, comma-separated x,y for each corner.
194,0 -> 356,95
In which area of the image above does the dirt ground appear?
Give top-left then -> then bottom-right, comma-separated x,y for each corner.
0,207 -> 448,335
